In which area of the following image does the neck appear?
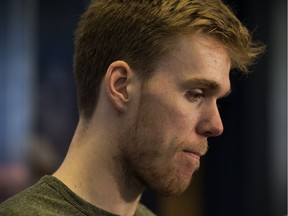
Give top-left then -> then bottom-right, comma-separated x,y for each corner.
53,119 -> 144,216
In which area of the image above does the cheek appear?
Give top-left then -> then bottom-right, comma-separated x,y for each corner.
161,102 -> 199,138
139,91 -> 199,140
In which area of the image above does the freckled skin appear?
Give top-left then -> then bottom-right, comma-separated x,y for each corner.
118,34 -> 231,196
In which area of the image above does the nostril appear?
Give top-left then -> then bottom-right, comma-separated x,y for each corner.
201,125 -> 223,137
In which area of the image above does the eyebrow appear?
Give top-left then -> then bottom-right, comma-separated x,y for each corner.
180,78 -> 232,98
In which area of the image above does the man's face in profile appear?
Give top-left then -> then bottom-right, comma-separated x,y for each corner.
119,34 -> 231,196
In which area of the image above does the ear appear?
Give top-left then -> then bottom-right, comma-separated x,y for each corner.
104,61 -> 133,112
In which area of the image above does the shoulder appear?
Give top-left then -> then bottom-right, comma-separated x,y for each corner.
0,175 -> 80,215
0,177 -> 47,215
0,175 -> 118,216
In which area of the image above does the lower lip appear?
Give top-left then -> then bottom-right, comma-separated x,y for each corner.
178,151 -> 200,179
183,151 -> 200,161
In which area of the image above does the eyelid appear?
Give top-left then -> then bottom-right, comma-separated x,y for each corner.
185,89 -> 204,101
188,88 -> 203,93
185,86 -> 231,102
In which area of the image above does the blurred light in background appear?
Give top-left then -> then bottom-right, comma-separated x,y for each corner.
0,0 -> 37,201
0,0 -> 36,163
268,0 -> 287,214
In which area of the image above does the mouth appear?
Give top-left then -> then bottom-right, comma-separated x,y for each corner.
178,150 -> 202,179
183,150 -> 202,160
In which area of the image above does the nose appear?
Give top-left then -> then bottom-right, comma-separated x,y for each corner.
196,103 -> 224,137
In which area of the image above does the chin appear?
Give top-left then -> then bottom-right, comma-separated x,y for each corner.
154,185 -> 190,197
150,175 -> 192,197
141,163 -> 198,197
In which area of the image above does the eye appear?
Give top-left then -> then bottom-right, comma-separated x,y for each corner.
185,89 -> 204,101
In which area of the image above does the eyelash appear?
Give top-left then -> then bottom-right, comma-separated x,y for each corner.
185,90 -> 204,101
185,89 -> 225,109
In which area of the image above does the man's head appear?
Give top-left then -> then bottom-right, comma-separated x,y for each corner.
73,0 -> 264,120
72,0 -> 264,196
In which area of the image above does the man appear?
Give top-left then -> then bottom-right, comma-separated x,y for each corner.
0,0 -> 264,215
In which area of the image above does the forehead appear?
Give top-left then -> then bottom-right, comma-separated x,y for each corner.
149,34 -> 231,93
172,34 -> 231,70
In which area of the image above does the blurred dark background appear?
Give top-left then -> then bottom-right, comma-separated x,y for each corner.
0,0 -> 286,216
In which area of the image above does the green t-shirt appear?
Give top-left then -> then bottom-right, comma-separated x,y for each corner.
0,175 -> 156,216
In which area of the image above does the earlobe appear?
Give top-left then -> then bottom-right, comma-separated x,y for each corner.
105,61 -> 132,112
